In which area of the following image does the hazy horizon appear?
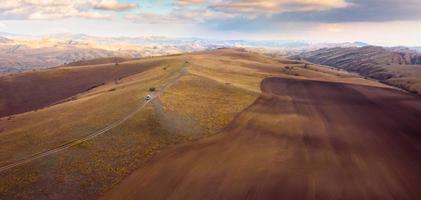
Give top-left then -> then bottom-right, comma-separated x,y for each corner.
1,0 -> 421,46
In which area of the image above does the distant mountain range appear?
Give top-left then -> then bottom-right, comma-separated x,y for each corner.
0,34 -> 195,73
0,32 -> 417,74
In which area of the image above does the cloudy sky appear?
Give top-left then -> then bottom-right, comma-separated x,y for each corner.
1,0 -> 421,46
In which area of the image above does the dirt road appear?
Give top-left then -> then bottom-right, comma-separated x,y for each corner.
103,77 -> 421,200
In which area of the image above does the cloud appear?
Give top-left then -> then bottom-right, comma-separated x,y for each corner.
3,0 -> 421,37
126,13 -> 181,24
94,0 -> 138,11
0,22 -> 6,29
210,0 -> 350,15
171,0 -> 421,27
176,0 -> 207,6
318,23 -> 343,33
130,0 -> 352,25
172,0 -> 351,22
197,0 -> 421,34
126,7 -> 236,24
0,0 -> 135,20
263,0 -> 421,23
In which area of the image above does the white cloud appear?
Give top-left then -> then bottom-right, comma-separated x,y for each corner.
0,22 -> 7,29
94,0 -> 138,11
127,0 -> 351,24
176,0 -> 207,6
0,0 -> 136,20
210,0 -> 350,15
126,13 -> 181,24
126,8 -> 236,24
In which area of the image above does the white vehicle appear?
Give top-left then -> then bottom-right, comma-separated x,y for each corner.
144,95 -> 152,101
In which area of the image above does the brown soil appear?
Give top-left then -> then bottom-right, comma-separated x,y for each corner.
102,77 -> 421,200
0,59 -> 162,117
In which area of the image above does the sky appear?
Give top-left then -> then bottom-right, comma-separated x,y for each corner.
0,0 -> 421,46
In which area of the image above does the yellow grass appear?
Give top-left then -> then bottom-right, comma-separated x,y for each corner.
0,58 -> 184,164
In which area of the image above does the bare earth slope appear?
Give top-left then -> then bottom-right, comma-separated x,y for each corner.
104,77 -> 421,200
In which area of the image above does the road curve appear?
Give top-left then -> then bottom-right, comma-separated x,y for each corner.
102,77 -> 421,200
0,66 -> 187,173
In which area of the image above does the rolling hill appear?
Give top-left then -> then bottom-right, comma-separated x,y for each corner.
104,77 -> 421,200
0,58 -> 163,117
300,46 -> 421,94
0,49 -> 420,199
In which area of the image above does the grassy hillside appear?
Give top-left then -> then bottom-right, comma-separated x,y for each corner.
384,64 -> 421,93
0,48 -> 391,199
0,57 -> 171,117
63,57 -> 132,67
301,46 -> 421,94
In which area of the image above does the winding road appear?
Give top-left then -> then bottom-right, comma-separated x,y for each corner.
103,77 -> 421,200
0,66 -> 187,173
